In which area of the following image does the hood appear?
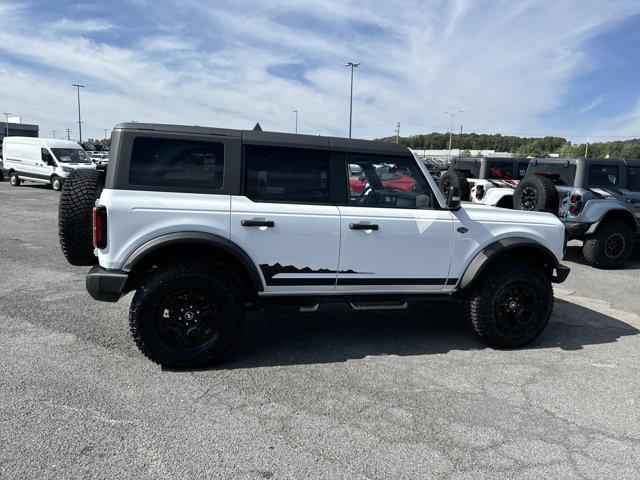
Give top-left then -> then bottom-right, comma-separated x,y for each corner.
460,201 -> 562,227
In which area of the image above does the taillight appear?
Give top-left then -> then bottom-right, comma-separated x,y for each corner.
93,206 -> 107,249
568,194 -> 582,215
475,184 -> 485,199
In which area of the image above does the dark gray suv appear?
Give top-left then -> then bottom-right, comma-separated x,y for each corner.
513,158 -> 640,268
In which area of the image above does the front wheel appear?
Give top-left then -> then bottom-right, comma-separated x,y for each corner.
465,260 -> 553,347
51,175 -> 62,191
129,261 -> 245,368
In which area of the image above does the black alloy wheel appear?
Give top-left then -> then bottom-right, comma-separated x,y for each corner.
604,232 -> 626,260
494,282 -> 539,333
156,288 -> 221,348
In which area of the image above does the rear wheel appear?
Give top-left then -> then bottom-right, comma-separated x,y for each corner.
9,172 -> 21,186
465,260 -> 553,347
129,261 -> 245,368
582,220 -> 633,269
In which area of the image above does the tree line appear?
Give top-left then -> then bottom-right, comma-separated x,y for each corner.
377,132 -> 640,158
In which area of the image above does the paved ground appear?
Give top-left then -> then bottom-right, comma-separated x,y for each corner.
0,180 -> 639,479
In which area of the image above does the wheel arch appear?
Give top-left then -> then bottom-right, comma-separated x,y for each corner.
122,232 -> 264,295
457,237 -> 561,291
585,209 -> 637,235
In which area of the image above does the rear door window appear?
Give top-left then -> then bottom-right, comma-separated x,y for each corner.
129,137 -> 224,190
587,165 -> 620,187
244,145 -> 330,204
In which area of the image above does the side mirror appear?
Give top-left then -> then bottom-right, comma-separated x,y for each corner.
446,186 -> 461,211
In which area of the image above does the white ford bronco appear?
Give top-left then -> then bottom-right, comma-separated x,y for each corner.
58,123 -> 570,367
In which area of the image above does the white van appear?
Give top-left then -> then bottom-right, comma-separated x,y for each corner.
2,137 -> 96,191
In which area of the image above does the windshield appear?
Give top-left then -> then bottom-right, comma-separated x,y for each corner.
51,148 -> 92,164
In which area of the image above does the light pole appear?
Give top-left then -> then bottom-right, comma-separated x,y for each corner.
345,61 -> 360,138
72,84 -> 85,143
51,129 -> 57,139
293,110 -> 298,134
2,112 -> 10,138
66,128 -> 71,140
103,128 -> 108,139
445,110 -> 463,162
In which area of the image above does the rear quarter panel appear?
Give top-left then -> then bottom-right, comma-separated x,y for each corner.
97,189 -> 231,270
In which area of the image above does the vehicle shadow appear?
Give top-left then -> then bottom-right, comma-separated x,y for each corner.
206,297 -> 639,370
564,243 -> 640,270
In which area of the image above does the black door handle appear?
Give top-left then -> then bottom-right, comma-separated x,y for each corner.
241,219 -> 274,227
349,223 -> 378,230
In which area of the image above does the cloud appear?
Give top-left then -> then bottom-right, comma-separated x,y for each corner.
577,94 -> 605,115
51,18 -> 114,33
0,0 -> 639,141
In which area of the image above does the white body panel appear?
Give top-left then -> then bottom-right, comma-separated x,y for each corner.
448,203 -> 565,279
336,206 -> 455,292
230,196 -> 341,294
2,136 -> 95,185
97,189 -> 231,270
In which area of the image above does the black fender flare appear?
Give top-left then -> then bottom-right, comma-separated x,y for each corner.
122,231 -> 264,291
458,237 -> 561,290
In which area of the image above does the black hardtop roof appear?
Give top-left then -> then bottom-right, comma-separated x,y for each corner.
113,122 -> 410,156
453,156 -> 530,163
525,157 -> 635,167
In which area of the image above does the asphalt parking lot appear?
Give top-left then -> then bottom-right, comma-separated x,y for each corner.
1,180 -> 639,479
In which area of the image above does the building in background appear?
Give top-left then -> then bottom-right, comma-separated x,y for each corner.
0,119 -> 39,142
414,148 -> 513,167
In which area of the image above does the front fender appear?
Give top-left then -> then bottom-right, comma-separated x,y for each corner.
457,237 -> 567,290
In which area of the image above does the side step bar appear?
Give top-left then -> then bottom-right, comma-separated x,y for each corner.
349,301 -> 408,311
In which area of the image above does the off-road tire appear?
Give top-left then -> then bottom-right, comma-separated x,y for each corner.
0,170 -> 4,181
58,169 -> 105,266
51,175 -> 62,191
582,220 -> 633,269
513,175 -> 559,213
129,261 -> 245,368
10,172 -> 21,186
465,259 -> 553,348
440,170 -> 470,200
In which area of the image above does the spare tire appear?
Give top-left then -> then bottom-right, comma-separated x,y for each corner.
440,170 -> 470,201
513,175 -> 559,213
59,169 -> 105,266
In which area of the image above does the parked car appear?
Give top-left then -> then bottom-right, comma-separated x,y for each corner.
513,158 -> 640,268
440,157 -> 531,208
2,137 -> 96,191
349,165 -> 419,193
90,151 -> 109,169
423,161 -> 442,180
57,123 -> 569,367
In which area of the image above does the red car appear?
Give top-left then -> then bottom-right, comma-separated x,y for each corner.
349,168 -> 417,193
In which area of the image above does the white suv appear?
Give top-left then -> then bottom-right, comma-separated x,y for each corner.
440,157 -> 530,208
58,123 -> 569,368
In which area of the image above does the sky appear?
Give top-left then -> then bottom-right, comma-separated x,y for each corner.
2,0 -> 640,144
